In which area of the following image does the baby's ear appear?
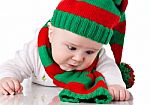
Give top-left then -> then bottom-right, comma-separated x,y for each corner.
48,22 -> 53,30
48,22 -> 53,43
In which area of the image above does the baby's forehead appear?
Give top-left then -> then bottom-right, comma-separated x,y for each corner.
52,27 -> 102,49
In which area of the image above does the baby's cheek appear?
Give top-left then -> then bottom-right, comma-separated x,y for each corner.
52,56 -> 60,65
52,51 -> 65,64
53,56 -> 65,65
77,62 -> 92,70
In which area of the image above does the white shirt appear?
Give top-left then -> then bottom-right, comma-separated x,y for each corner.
0,38 -> 126,87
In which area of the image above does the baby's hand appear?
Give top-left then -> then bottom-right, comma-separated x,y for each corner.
108,84 -> 130,101
0,77 -> 23,95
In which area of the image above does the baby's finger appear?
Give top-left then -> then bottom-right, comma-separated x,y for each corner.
125,90 -> 130,100
113,88 -> 119,101
119,89 -> 125,101
12,79 -> 21,92
1,82 -> 14,95
0,86 -> 8,95
7,80 -> 15,92
17,85 -> 23,94
108,88 -> 114,100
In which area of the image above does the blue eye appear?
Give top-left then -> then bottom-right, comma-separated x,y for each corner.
86,50 -> 94,55
67,45 -> 76,50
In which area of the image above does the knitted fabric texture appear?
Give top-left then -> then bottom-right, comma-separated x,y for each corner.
38,27 -> 112,104
49,0 -> 135,88
38,0 -> 135,103
51,0 -> 121,44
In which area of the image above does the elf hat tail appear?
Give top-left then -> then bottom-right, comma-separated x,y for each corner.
110,0 -> 135,88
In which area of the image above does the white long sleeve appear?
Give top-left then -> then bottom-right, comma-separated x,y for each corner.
0,40 -> 36,82
96,48 -> 126,87
0,39 -> 54,86
0,39 -> 125,87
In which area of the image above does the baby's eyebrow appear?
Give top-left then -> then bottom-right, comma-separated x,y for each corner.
66,42 -> 99,51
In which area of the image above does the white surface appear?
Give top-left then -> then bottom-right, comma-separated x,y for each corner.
0,79 -> 133,105
0,0 -> 150,104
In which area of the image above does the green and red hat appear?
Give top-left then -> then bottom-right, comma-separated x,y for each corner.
38,0 -> 135,103
49,0 -> 135,88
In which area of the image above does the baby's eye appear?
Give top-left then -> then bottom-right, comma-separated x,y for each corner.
67,45 -> 76,50
86,50 -> 94,55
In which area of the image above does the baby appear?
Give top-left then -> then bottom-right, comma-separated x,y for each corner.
0,0 -> 134,102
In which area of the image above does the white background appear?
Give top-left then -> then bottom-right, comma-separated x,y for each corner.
0,0 -> 150,104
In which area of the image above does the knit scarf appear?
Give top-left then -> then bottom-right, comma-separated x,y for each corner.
38,27 -> 112,104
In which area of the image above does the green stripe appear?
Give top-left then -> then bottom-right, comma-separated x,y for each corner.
120,12 -> 126,22
51,10 -> 112,44
54,71 -> 92,88
113,0 -> 122,5
38,46 -> 53,67
59,87 -> 112,104
95,76 -> 105,84
81,0 -> 120,16
54,71 -> 105,89
109,30 -> 125,46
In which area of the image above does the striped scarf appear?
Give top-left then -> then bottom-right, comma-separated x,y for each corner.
38,26 -> 112,104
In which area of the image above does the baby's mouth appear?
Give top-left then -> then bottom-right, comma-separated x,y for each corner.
67,64 -> 78,68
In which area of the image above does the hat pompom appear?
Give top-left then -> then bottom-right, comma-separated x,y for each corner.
118,63 -> 135,89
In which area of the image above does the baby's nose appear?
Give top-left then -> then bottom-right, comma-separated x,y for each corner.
72,53 -> 84,62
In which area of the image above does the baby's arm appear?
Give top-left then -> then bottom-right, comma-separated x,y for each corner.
96,48 -> 130,101
0,40 -> 37,95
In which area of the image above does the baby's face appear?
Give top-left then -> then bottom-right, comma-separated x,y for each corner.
49,26 -> 102,71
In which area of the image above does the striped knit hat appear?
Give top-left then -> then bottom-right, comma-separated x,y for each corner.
48,0 -> 134,88
38,0 -> 135,103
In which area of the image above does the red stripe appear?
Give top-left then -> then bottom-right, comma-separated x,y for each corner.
87,71 -> 104,79
53,71 -> 107,94
119,0 -> 128,12
38,27 -> 50,48
110,44 -> 123,64
54,79 -> 107,94
113,21 -> 126,34
57,0 -> 120,28
87,71 -> 104,83
93,71 -> 104,78
45,64 -> 64,79
68,81 -> 107,94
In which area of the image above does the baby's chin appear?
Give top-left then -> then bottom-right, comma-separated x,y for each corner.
59,65 -> 85,71
59,65 -> 75,71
